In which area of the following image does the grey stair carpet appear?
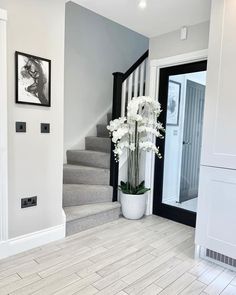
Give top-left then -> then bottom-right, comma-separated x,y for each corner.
63,164 -> 110,186
63,111 -> 120,236
63,184 -> 113,207
67,150 -> 110,169
107,113 -> 112,124
64,202 -> 121,236
97,124 -> 109,138
85,136 -> 111,153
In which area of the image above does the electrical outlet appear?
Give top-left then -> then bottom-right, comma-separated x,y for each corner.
21,196 -> 37,208
16,122 -> 26,133
41,123 -> 50,133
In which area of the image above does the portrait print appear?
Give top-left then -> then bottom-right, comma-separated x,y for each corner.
15,52 -> 51,107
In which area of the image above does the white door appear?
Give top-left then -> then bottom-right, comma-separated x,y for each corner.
180,80 -> 205,203
200,0 -> 236,169
196,0 -> 236,261
0,8 -> 8,242
196,166 -> 236,259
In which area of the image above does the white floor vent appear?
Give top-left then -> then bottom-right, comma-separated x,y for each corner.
206,249 -> 236,268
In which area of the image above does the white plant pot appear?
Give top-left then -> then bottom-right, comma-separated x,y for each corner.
120,192 -> 147,220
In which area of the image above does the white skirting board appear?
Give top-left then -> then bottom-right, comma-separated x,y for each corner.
0,223 -> 65,259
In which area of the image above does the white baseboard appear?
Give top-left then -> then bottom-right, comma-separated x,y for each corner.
0,223 -> 65,260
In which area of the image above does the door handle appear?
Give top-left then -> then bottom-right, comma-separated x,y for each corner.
183,141 -> 191,145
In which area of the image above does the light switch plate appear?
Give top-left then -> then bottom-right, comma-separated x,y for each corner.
41,123 -> 50,133
16,122 -> 26,133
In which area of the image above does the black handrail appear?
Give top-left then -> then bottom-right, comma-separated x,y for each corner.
110,50 -> 149,202
123,50 -> 149,81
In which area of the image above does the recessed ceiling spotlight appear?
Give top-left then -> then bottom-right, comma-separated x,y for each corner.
138,0 -> 147,9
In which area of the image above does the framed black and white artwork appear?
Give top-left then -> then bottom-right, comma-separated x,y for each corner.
166,80 -> 181,126
15,51 -> 51,107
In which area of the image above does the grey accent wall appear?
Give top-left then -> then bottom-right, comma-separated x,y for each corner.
149,21 -> 210,60
64,2 -> 149,152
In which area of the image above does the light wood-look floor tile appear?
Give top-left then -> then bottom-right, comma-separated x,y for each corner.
0,216 -> 235,295
221,284 -> 236,295
203,269 -> 235,295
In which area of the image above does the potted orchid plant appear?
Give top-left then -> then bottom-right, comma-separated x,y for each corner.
107,96 -> 164,220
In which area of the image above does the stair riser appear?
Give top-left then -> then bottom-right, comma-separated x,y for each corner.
85,137 -> 111,153
63,186 -> 113,207
67,151 -> 110,169
97,125 -> 110,138
107,113 -> 112,124
63,168 -> 110,185
66,208 -> 120,236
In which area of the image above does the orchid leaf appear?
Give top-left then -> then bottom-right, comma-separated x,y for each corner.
119,180 -> 149,195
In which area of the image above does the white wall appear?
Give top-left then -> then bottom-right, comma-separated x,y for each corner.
0,8 -> 8,242
64,2 -> 149,153
0,0 -> 65,239
149,22 -> 210,60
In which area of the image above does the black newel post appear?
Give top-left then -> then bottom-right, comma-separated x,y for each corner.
110,72 -> 124,202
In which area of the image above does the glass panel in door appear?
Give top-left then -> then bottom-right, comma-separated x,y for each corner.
162,71 -> 206,213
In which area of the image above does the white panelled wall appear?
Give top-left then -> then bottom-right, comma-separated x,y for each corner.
196,0 -> 236,260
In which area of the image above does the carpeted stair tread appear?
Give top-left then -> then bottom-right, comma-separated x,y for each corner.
63,164 -> 110,185
63,111 -> 120,236
64,202 -> 121,222
63,184 -> 113,206
67,150 -> 110,169
107,113 -> 112,124
97,124 -> 109,138
64,202 -> 121,235
85,136 -> 111,153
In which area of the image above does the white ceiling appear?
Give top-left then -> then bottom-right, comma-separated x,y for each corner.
69,0 -> 212,38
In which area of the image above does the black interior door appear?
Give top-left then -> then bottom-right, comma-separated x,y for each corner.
153,60 -> 207,227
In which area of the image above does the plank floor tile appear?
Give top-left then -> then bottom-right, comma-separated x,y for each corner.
0,216 -> 235,295
203,270 -> 235,295
221,284 -> 236,295
179,279 -> 206,294
158,272 -> 196,295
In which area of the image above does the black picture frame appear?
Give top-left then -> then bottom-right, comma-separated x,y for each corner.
15,51 -> 51,107
166,80 -> 181,126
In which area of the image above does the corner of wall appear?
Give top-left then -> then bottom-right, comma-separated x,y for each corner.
64,104 -> 112,161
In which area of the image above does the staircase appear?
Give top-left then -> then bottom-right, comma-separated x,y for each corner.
63,113 -> 121,236
63,50 -> 149,236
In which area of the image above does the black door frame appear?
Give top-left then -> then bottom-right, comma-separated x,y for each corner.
153,60 -> 207,227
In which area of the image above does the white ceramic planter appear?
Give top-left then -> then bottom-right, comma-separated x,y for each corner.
120,192 -> 147,220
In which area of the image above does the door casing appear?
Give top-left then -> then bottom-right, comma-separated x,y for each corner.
146,50 -> 208,220
153,60 -> 207,227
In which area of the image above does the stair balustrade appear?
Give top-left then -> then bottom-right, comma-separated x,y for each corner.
110,50 -> 149,201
